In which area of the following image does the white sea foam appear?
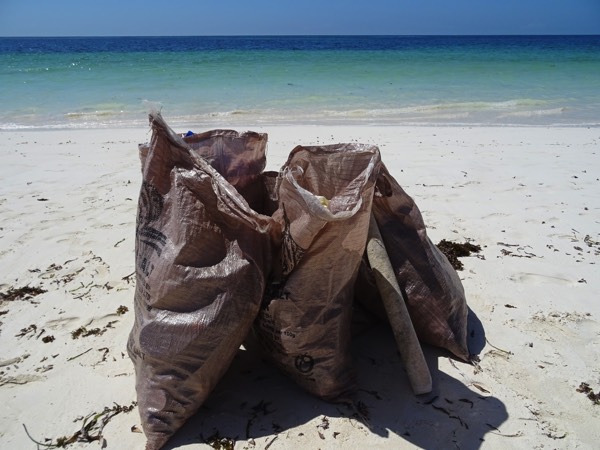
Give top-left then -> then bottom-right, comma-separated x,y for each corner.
498,107 -> 566,119
65,110 -> 124,119
206,110 -> 251,117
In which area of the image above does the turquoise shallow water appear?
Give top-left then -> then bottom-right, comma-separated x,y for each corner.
1,35 -> 599,129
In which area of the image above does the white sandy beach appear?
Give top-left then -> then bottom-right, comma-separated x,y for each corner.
1,124 -> 599,449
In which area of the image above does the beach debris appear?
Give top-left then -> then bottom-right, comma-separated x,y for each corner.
71,326 -> 106,339
498,243 -> 538,258
316,415 -> 330,439
121,271 -> 135,283
436,240 -> 482,270
34,364 -> 53,373
264,435 -> 278,450
15,324 -> 38,338
485,338 -> 513,356
69,281 -> 93,300
42,335 -> 55,343
201,432 -> 236,450
485,423 -> 523,438
583,234 -> 599,247
544,430 -> 567,440
40,263 -> 63,279
532,310 -> 591,326
59,268 -> 85,284
67,348 -> 92,362
116,305 -> 129,315
584,234 -> 600,255
576,382 -> 600,405
70,317 -> 122,340
0,285 -> 46,302
472,381 -> 492,395
96,347 -> 110,365
23,401 -> 137,448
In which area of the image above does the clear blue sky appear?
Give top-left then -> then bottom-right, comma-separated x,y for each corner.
1,0 -> 599,36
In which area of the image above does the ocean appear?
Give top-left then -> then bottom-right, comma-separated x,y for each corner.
1,35 -> 599,129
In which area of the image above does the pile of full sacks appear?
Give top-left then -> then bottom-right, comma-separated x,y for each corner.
128,112 -> 470,450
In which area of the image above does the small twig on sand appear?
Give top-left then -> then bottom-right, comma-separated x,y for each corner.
67,348 -> 92,362
486,423 -> 523,438
22,424 -> 59,448
121,271 -> 135,283
264,435 -> 278,450
485,338 -> 512,356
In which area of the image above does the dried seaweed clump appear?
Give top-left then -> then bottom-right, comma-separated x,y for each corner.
436,240 -> 482,271
71,327 -> 105,339
0,286 -> 46,302
203,433 -> 235,450
577,382 -> 600,405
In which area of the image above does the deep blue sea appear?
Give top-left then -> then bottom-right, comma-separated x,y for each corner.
1,35 -> 599,129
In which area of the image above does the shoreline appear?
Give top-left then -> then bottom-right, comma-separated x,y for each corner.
3,115 -> 600,133
1,124 -> 599,449
3,119 -> 600,132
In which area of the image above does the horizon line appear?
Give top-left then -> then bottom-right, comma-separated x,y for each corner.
2,33 -> 599,39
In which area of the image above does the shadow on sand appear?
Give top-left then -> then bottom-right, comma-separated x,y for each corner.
163,309 -> 505,450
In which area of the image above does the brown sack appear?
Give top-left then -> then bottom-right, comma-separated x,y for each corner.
366,164 -> 470,361
253,143 -> 381,400
127,113 -> 279,450
182,130 -> 270,212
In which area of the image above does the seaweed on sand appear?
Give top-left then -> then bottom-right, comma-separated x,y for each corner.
436,240 -> 482,271
23,401 -> 137,448
0,286 -> 46,302
577,382 -> 600,405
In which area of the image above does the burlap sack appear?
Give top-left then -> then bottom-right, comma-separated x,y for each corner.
128,113 -> 279,450
253,143 -> 381,400
364,164 -> 470,361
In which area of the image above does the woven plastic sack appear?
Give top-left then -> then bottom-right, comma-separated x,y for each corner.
253,143 -> 381,400
127,113 -> 279,450
363,164 -> 470,361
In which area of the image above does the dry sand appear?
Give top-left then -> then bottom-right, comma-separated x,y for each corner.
1,124 -> 599,449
